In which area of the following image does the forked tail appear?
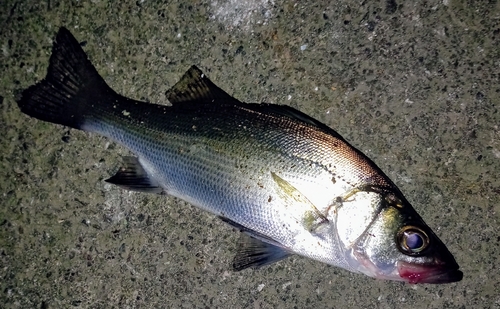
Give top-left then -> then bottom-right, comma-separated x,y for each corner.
17,27 -> 116,130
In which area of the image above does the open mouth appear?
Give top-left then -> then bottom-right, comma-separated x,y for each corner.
397,261 -> 463,284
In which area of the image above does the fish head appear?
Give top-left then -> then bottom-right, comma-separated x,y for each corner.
336,190 -> 462,284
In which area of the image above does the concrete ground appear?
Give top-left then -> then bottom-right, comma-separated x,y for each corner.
1,0 -> 499,308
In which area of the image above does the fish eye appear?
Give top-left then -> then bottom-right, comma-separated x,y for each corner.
397,226 -> 429,256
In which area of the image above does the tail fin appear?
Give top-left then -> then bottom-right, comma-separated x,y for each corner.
17,27 -> 114,130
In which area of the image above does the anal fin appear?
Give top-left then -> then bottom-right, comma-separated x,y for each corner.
106,156 -> 163,194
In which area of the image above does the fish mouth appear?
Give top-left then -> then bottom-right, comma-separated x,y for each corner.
397,261 -> 463,284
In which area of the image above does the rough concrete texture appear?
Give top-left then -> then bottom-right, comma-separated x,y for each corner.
1,0 -> 499,308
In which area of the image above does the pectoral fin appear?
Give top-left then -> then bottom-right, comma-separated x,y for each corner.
271,172 -> 329,232
106,156 -> 163,194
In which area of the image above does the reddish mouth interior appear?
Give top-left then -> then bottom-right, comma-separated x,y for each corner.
397,261 -> 463,284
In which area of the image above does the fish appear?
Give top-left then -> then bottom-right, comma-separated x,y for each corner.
17,27 -> 462,284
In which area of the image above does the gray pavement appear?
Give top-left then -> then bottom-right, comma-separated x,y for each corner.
1,0 -> 499,308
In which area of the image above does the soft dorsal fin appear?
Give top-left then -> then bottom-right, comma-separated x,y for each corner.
166,66 -> 241,105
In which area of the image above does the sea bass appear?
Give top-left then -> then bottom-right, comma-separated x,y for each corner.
17,27 -> 462,284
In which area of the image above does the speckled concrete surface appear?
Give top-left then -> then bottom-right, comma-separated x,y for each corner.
1,1 -> 499,308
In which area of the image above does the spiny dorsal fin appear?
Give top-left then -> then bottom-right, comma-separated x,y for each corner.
258,104 -> 333,130
166,66 -> 241,106
167,66 -> 345,142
